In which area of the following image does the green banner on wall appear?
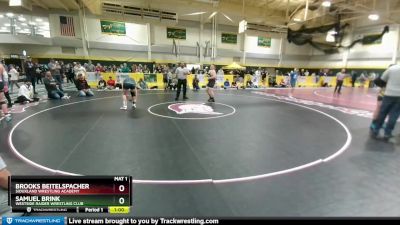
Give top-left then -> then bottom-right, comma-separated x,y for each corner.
100,20 -> 126,35
257,36 -> 271,47
167,27 -> 186,40
221,33 -> 237,44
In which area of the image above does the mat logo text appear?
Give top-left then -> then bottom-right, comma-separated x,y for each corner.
168,103 -> 222,115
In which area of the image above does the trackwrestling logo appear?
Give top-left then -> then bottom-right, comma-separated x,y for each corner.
168,103 -> 223,115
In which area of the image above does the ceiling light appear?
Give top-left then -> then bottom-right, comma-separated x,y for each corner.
6,12 -> 14,18
207,11 -> 218,20
238,19 -> 247,33
326,35 -> 335,42
21,23 -> 27,26
326,30 -> 336,42
294,18 -> 301,22
328,30 -> 337,35
18,16 -> 26,22
4,23 -> 11,27
222,13 -> 233,23
9,0 -> 22,6
35,18 -> 43,22
0,15 -> 4,18
322,0 -> 331,7
28,21 -> 36,25
368,13 -> 379,21
183,12 -> 206,16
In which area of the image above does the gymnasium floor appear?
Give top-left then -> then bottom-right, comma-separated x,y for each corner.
1,86 -> 399,217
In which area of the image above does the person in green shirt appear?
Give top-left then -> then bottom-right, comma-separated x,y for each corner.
120,63 -> 130,73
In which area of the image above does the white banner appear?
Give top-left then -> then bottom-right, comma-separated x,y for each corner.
324,76 -> 333,84
298,76 -> 307,84
216,74 -> 224,85
86,72 -> 97,83
116,73 -> 131,83
197,74 -> 205,83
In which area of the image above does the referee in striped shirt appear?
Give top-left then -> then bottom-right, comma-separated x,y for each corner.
175,63 -> 190,101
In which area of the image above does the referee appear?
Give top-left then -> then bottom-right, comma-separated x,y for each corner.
175,63 -> 190,101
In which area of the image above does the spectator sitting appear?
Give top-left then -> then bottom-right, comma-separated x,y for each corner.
97,76 -> 107,90
223,79 -> 230,90
170,77 -> 177,90
107,76 -> 116,90
43,71 -> 69,100
276,79 -> 288,88
231,81 -> 238,89
246,79 -> 254,88
14,81 -> 39,104
268,76 -> 277,87
115,76 -> 122,89
192,75 -> 200,91
138,78 -> 148,90
75,73 -> 94,97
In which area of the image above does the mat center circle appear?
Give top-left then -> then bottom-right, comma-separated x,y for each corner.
148,101 -> 236,119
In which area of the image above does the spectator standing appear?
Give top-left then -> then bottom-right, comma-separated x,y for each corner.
24,58 -> 37,94
95,63 -> 102,81
351,70 -> 358,87
289,68 -> 299,88
370,64 -> 400,140
73,62 -> 86,79
48,60 -> 63,92
8,65 -> 20,93
192,75 -> 200,91
35,63 -> 43,85
163,67 -> 169,91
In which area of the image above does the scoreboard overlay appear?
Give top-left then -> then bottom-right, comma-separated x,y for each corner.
8,176 -> 132,213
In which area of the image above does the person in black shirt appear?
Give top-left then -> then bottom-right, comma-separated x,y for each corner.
261,70 -> 267,82
97,76 -> 107,90
66,63 -> 75,84
351,70 -> 358,87
75,73 -> 94,97
163,68 -> 169,91
24,58 -> 37,94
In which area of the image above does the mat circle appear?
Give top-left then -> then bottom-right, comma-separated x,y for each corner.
148,101 -> 236,120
